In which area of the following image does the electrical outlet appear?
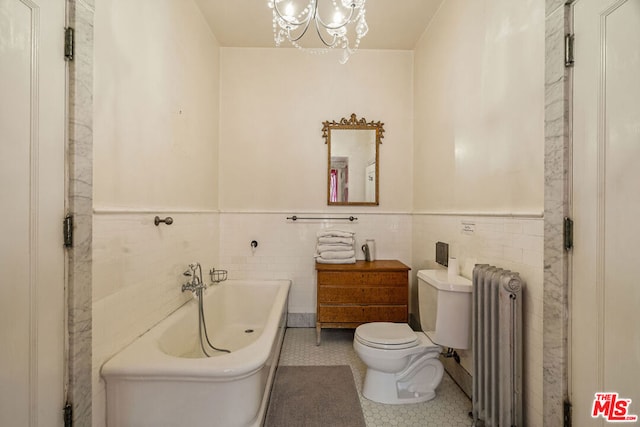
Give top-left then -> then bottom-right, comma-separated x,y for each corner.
436,242 -> 449,266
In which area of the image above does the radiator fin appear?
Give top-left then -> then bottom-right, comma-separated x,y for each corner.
472,264 -> 524,427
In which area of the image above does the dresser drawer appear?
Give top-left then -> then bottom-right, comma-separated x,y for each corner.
317,271 -> 407,287
318,286 -> 407,304
315,260 -> 411,344
318,305 -> 408,323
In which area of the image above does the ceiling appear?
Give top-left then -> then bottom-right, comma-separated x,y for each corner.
194,0 -> 444,50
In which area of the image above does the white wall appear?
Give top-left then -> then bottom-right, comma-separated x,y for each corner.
91,1 -> 220,425
93,0 -> 219,211
413,0 -> 544,214
217,48 -> 416,323
219,48 -> 414,213
412,0 -> 545,424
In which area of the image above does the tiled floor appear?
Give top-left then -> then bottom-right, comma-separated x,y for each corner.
277,328 -> 472,427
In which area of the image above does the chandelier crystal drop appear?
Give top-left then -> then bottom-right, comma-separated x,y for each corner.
267,0 -> 368,64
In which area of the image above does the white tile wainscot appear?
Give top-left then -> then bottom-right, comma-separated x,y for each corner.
218,212 -> 413,326
92,210 -> 219,427
412,213 -> 544,426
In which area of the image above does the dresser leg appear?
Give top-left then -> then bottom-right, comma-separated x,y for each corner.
316,324 -> 321,345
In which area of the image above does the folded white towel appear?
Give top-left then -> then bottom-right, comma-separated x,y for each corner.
316,243 -> 354,252
318,236 -> 354,245
317,250 -> 355,259
316,229 -> 355,238
316,256 -> 357,264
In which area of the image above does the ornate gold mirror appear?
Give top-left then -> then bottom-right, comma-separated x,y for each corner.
322,114 -> 384,206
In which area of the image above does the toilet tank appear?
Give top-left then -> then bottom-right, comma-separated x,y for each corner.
417,269 -> 472,350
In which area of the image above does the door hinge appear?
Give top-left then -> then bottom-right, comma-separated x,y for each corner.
63,402 -> 72,427
63,215 -> 73,248
564,400 -> 572,427
64,27 -> 74,61
564,217 -> 573,251
565,33 -> 574,67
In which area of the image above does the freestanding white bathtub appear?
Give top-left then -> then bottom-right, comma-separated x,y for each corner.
101,279 -> 290,427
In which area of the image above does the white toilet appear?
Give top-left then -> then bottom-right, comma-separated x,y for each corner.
353,269 -> 472,404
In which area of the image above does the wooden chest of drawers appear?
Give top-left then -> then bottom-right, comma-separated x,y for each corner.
315,260 -> 410,344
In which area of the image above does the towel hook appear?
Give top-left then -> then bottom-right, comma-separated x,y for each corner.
154,216 -> 174,226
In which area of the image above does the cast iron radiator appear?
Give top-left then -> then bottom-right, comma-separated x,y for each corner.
472,264 -> 525,427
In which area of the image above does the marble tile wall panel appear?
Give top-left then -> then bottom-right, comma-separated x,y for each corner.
547,0 -> 567,18
544,3 -> 571,426
67,1 -> 94,425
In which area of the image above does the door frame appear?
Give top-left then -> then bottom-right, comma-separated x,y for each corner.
566,2 -> 640,424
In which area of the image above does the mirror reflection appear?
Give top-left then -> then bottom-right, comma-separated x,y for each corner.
322,114 -> 384,206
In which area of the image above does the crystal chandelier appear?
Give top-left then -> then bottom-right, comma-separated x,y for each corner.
267,0 -> 368,64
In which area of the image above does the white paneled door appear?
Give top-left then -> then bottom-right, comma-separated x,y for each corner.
572,0 -> 640,425
0,1 -> 66,426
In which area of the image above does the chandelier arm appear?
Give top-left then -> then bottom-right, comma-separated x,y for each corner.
272,0 -> 313,27
288,16 -> 315,42
315,5 -> 355,31
314,10 -> 339,47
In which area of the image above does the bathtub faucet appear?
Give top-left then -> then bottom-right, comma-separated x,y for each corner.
182,262 -> 205,293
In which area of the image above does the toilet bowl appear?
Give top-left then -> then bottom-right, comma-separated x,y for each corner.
354,322 -> 443,404
353,269 -> 472,404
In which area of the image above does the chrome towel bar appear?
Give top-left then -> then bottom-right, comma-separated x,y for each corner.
286,215 -> 358,222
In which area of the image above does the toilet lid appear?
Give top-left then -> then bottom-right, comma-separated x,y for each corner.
355,323 -> 418,349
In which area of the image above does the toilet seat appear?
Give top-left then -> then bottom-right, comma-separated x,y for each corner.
355,322 -> 419,350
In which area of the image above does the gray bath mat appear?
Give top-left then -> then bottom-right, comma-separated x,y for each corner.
264,365 -> 366,427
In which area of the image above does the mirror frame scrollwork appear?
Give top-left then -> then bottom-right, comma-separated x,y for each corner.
322,113 -> 384,206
